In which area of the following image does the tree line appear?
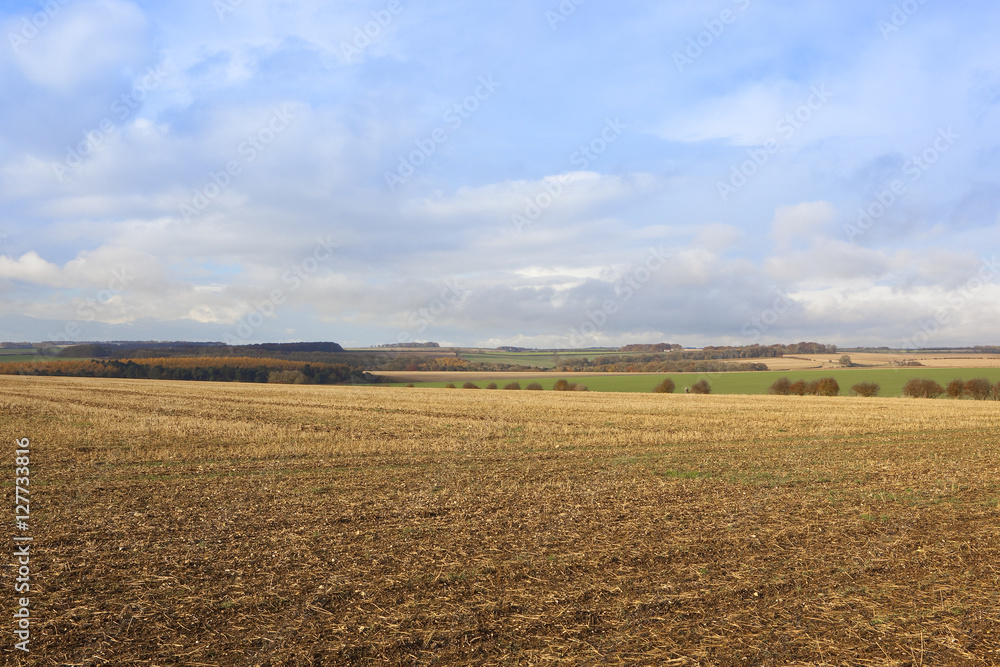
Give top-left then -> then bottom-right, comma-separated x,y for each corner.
559,358 -> 768,373
0,358 -> 379,385
620,342 -> 836,356
765,376 -> 1000,399
57,341 -> 344,359
905,377 -> 999,400
768,377 -> 844,396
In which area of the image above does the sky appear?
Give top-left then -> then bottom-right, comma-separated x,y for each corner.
1,0 -> 999,349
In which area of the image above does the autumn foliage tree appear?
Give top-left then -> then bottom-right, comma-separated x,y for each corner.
0,357 -> 372,385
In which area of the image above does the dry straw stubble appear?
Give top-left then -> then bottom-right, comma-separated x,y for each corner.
2,376 -> 999,664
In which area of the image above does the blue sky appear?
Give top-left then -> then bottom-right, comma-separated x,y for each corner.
1,0 -> 999,348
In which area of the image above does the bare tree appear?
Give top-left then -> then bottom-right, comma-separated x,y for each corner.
815,377 -> 840,396
690,379 -> 711,394
946,379 -> 965,399
653,378 -> 675,394
768,378 -> 791,395
903,378 -> 944,398
964,378 -> 993,400
851,382 -> 880,397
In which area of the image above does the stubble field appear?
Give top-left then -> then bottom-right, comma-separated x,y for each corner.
3,375 -> 1000,665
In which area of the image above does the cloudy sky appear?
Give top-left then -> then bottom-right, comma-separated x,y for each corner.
1,0 -> 999,349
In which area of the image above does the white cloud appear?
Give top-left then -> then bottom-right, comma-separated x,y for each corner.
772,201 -> 837,247
657,82 -> 801,146
12,0 -> 149,92
0,252 -> 64,287
409,172 -> 660,222
695,223 -> 743,250
1,2 -> 999,346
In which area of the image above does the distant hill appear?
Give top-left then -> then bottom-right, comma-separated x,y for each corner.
377,342 -> 440,348
56,341 -> 344,359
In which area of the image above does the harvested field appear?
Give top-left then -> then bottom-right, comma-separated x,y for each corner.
3,375 -> 1000,665
383,367 -> 1000,396
767,352 -> 1000,372
375,370 -> 660,383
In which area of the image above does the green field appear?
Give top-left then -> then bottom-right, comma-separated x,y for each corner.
0,347 -> 79,363
391,367 -> 1000,397
0,348 -> 53,362
459,348 -> 625,367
